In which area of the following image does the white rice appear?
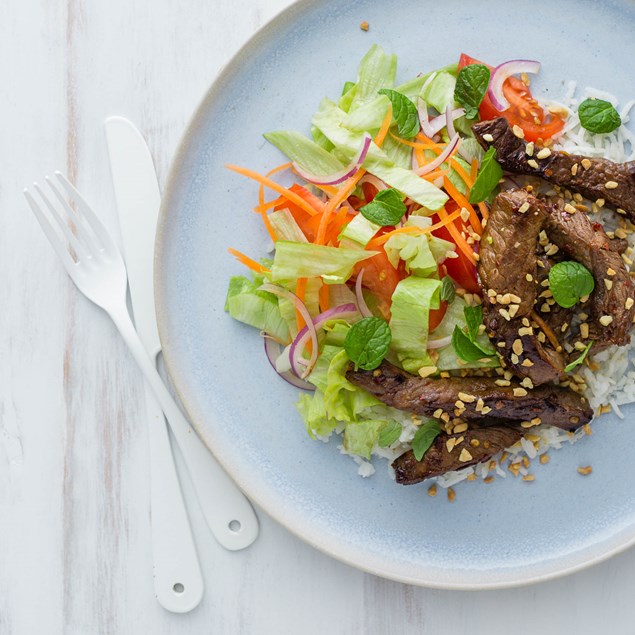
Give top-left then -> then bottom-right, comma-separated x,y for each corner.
343,81 -> 635,488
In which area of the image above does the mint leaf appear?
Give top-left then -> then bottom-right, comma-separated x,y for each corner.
579,98 -> 621,134
468,147 -> 503,204
440,275 -> 456,303
454,64 -> 490,120
452,326 -> 496,363
359,188 -> 407,226
412,420 -> 442,461
564,342 -> 593,373
378,88 -> 420,139
344,317 -> 392,370
464,305 -> 483,341
378,421 -> 402,448
548,261 -> 595,309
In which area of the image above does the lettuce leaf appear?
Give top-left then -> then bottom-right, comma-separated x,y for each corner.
264,130 -> 344,176
343,419 -> 385,460
225,275 -> 290,342
339,213 -> 380,247
389,277 -> 441,373
311,99 -> 448,210
271,241 -> 377,285
348,44 -> 397,112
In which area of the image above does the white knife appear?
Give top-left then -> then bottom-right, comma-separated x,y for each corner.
104,117 -> 259,601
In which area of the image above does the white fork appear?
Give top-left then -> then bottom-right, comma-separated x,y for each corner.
24,172 -> 259,545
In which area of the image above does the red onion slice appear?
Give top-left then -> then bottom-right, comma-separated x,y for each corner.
427,335 -> 452,350
354,269 -> 373,318
358,174 -> 388,192
413,133 -> 460,176
418,98 -> 465,139
293,133 -> 372,186
289,303 -> 359,378
488,60 -> 541,111
260,283 -> 319,379
263,337 -> 315,390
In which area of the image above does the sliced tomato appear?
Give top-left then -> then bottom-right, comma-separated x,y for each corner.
274,183 -> 324,241
458,53 -> 564,142
429,301 -> 448,331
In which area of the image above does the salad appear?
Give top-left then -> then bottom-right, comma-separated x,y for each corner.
224,45 -> 635,491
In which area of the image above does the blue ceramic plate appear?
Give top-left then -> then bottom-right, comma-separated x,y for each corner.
156,0 -> 635,588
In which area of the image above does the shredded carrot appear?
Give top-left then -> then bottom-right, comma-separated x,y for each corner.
295,277 -> 308,332
420,167 -> 450,183
318,281 -> 330,313
443,176 -> 483,235
311,183 -> 339,197
470,159 -> 478,183
315,168 -> 366,245
435,206 -> 477,265
478,201 -> 489,222
389,132 -> 442,150
366,209 -> 462,249
227,164 -> 321,217
374,104 -> 393,147
253,196 -> 284,214
258,162 -> 292,206
227,247 -> 270,273
531,310 -> 561,351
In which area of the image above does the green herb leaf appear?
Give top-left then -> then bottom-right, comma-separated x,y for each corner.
464,305 -> 483,341
564,341 -> 593,373
548,261 -> 595,308
452,325 -> 496,362
344,316 -> 392,370
469,147 -> 503,204
378,88 -> 420,139
578,98 -> 622,134
440,275 -> 456,304
412,420 -> 442,461
378,421 -> 402,448
359,188 -> 407,226
454,64 -> 491,120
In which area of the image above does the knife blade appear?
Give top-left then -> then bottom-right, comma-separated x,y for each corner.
104,117 -> 259,550
105,116 -> 204,613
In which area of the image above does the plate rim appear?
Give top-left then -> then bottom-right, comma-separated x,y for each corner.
155,0 -> 635,589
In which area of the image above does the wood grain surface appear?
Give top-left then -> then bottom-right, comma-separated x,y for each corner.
2,1 -> 635,633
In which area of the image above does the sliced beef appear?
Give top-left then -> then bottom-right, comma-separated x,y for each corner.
392,425 -> 522,485
346,361 -> 592,431
545,199 -> 635,347
473,117 -> 635,222
477,189 -> 565,385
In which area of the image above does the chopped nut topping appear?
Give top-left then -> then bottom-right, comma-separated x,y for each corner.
459,448 -> 473,462
520,377 -> 534,389
433,408 -> 444,418
495,379 -> 510,387
453,422 -> 468,434
539,454 -> 550,464
470,438 -> 481,447
518,202 -> 530,214
512,124 -> 525,138
518,326 -> 533,336
607,267 -> 617,276
564,203 -> 577,214
580,323 -> 589,339
604,278 -> 614,291
527,159 -> 539,169
418,366 -> 438,378
482,133 -> 494,142
525,141 -> 535,156
570,163 -> 579,176
446,438 -> 457,453
359,20 -> 369,30
536,147 -> 552,159
498,308 -> 511,321
626,298 -> 634,310
512,339 -> 524,355
525,273 -> 533,282
599,315 -> 614,326
481,406 -> 492,414
513,387 -> 528,397
577,466 -> 593,476
581,158 -> 592,170
457,392 -> 476,403
447,488 -> 456,502
523,474 -> 535,482
427,484 -> 437,497
605,181 -> 619,190
521,358 -> 534,367
596,198 -> 605,207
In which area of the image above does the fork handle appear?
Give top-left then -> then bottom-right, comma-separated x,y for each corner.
108,305 -> 259,550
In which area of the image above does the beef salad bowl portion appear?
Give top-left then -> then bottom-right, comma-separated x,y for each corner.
156,0 -> 635,587
224,46 -> 635,496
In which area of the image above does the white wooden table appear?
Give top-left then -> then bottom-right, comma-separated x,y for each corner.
3,1 -> 635,633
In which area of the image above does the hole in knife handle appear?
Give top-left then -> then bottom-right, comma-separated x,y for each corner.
228,520 -> 242,533
173,583 -> 185,594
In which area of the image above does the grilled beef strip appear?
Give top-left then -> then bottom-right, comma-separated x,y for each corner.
478,189 -> 566,385
472,117 -> 635,222
544,198 -> 635,347
392,425 -> 522,485
346,361 -> 592,431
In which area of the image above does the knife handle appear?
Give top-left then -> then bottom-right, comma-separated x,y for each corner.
109,305 -> 260,549
145,382 -> 204,612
